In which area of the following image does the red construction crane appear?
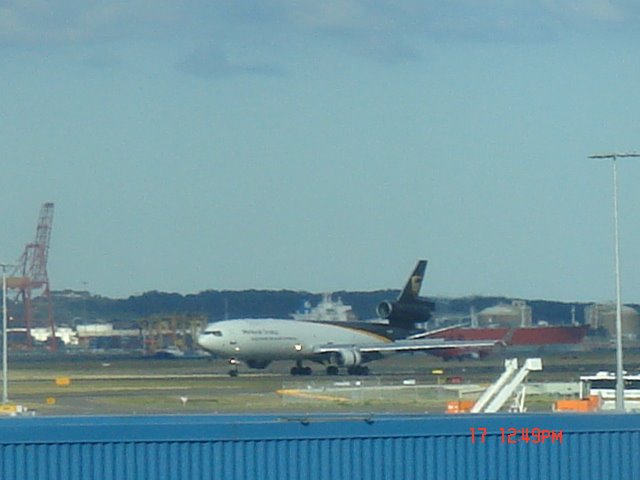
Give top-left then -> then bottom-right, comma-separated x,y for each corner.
7,202 -> 56,350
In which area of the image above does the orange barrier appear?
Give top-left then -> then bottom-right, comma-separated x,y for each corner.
554,395 -> 602,412
446,400 -> 475,414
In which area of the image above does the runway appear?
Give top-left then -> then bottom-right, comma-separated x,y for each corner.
3,349 -> 637,415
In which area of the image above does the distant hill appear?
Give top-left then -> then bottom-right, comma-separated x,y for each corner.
22,289 -> 593,328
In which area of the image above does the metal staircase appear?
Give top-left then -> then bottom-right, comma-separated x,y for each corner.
471,358 -> 542,413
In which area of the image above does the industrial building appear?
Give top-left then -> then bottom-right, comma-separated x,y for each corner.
478,300 -> 533,327
585,303 -> 640,340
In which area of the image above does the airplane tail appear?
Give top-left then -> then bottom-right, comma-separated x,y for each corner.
377,260 -> 434,329
398,260 -> 427,303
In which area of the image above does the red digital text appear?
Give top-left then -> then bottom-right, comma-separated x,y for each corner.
470,427 -> 563,445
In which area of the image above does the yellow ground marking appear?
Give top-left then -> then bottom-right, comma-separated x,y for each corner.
276,389 -> 351,403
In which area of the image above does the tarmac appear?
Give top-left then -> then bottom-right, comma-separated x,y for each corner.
1,348 -> 635,416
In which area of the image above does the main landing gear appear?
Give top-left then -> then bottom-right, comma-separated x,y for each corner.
290,360 -> 312,376
325,365 -> 369,375
326,366 -> 339,375
347,365 -> 369,376
282,361 -> 373,376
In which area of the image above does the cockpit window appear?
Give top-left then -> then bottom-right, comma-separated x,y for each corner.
205,330 -> 223,337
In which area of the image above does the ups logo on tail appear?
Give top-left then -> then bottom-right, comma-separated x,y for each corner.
410,275 -> 423,296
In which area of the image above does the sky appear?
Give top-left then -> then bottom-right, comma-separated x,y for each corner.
2,2 -> 640,303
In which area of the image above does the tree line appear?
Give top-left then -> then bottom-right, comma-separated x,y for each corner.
29,289 -> 592,328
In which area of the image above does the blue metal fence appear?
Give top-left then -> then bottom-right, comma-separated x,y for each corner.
0,413 -> 638,480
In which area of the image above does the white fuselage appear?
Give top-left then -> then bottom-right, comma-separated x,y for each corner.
197,318 -> 390,362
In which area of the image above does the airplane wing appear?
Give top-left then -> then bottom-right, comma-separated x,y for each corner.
406,323 -> 469,340
313,338 -> 500,355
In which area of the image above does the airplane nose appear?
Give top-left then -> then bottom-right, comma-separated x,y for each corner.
197,329 -> 224,352
197,333 -> 210,349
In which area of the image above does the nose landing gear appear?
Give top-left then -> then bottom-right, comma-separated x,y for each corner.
228,358 -> 240,377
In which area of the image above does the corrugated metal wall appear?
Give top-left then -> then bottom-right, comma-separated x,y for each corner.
0,413 -> 638,480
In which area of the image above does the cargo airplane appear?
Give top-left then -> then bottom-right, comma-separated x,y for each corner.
197,260 -> 498,376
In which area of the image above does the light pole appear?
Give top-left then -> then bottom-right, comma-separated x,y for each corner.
589,152 -> 640,412
0,263 -> 13,404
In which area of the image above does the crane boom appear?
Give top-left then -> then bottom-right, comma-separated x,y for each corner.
7,202 -> 56,349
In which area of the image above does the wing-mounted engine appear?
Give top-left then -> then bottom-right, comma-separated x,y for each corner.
332,348 -> 363,367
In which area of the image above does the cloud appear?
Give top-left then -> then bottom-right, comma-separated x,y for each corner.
176,46 -> 285,79
79,51 -> 123,70
1,2 -> 639,63
357,37 -> 420,64
283,0 -> 372,31
274,1 -> 640,40
0,1 -> 183,46
540,0 -> 628,23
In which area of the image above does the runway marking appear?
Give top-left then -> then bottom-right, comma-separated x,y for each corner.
11,373 -> 278,382
70,385 -> 192,392
276,389 -> 351,403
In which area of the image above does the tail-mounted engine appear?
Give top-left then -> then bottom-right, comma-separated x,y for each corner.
377,300 -> 434,327
376,260 -> 435,329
